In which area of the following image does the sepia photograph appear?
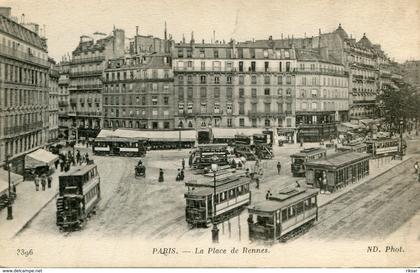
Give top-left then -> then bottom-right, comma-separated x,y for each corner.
0,0 -> 419,269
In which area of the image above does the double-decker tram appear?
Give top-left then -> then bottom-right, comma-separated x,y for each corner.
337,141 -> 367,153
290,148 -> 327,177
56,164 -> 101,231
253,134 -> 273,159
365,137 -> 404,158
248,184 -> 319,242
184,173 -> 252,227
190,144 -> 230,169
92,137 -> 147,157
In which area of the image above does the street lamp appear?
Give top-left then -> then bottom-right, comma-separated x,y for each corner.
178,123 -> 182,151
399,119 -> 404,160
6,155 -> 13,220
211,161 -> 219,243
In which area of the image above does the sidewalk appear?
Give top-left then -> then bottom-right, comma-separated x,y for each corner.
317,155 -> 415,207
0,163 -> 83,240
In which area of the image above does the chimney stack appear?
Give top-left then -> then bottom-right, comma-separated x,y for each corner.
0,7 -> 11,18
136,26 -> 139,36
21,13 -> 25,24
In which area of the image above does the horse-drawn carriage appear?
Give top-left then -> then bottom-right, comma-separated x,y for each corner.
135,164 -> 146,178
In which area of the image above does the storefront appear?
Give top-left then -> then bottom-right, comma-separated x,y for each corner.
276,128 -> 296,145
24,149 -> 59,178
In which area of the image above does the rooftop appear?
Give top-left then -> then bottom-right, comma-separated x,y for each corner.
305,151 -> 371,168
0,13 -> 47,51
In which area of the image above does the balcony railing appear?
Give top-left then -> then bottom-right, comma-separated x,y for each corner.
3,121 -> 44,136
69,84 -> 102,90
69,70 -> 103,77
71,56 -> 105,64
247,111 -> 288,118
58,101 -> 69,107
174,66 -> 237,72
76,111 -> 102,117
0,44 -> 49,67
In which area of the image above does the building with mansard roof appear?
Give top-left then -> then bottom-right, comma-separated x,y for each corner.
0,7 -> 50,173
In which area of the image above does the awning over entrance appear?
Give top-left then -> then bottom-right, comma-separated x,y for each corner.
25,149 -> 59,169
0,169 -> 23,195
101,129 -> 197,142
212,128 -> 237,139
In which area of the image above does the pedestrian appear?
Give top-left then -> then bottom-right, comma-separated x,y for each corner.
277,161 -> 281,175
255,177 -> 260,189
231,159 -> 237,169
295,181 -> 301,188
180,169 -> 185,181
414,161 -> 419,174
265,190 -> 271,200
182,158 -> 185,170
176,169 -> 181,181
76,150 -> 81,165
47,175 -> 52,189
71,154 -> 76,166
85,153 -> 89,164
300,138 -> 303,147
41,175 -> 46,191
34,175 -> 40,191
245,168 -> 250,177
247,214 -> 254,225
158,168 -> 164,182
54,159 -> 59,170
59,159 -> 64,172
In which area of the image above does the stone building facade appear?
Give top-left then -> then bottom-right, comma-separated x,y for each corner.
68,28 -> 125,139
102,53 -> 174,130
0,7 -> 49,172
48,57 -> 59,141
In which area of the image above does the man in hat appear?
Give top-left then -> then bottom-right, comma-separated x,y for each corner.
159,169 -> 164,182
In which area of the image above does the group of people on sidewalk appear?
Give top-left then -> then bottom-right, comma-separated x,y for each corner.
56,150 -> 90,173
33,173 -> 52,192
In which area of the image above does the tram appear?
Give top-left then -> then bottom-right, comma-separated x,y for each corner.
234,134 -> 256,161
337,140 -> 367,153
92,137 -> 147,157
365,137 -> 405,158
190,144 -> 231,169
290,148 -> 327,177
56,164 -> 101,230
248,184 -> 319,242
184,174 -> 252,226
253,134 -> 273,159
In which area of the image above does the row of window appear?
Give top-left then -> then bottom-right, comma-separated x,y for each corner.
103,83 -> 171,93
2,112 -> 46,129
104,108 -> 170,118
177,47 -> 292,60
298,88 -> 348,99
103,95 -> 170,106
0,34 -> 48,61
104,120 -> 171,130
2,88 -> 48,108
0,62 -> 48,86
3,131 -> 44,159
105,69 -> 171,81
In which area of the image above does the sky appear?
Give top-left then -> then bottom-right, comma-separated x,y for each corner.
3,0 -> 420,62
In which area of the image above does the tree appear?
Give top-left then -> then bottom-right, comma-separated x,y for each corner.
377,81 -> 419,133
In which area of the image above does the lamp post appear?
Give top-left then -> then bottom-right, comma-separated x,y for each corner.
211,161 -> 219,243
399,119 -> 404,160
6,155 -> 13,220
178,124 -> 182,151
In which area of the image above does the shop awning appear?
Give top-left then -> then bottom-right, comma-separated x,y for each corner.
235,128 -> 264,136
96,129 -> 117,138
212,128 -> 237,139
25,149 -> 59,169
0,169 -> 23,195
113,129 -> 196,142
